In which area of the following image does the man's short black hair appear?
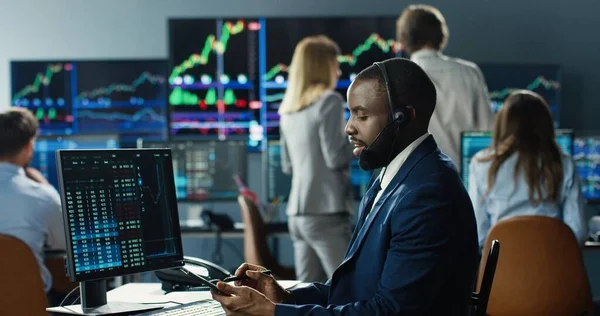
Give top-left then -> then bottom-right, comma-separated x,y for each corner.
396,4 -> 449,55
354,57 -> 437,122
0,108 -> 38,157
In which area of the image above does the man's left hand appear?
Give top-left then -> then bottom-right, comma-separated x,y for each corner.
211,281 -> 276,316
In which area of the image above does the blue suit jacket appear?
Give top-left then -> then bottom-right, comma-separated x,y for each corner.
275,135 -> 479,315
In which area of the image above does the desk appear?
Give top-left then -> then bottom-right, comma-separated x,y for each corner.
179,220 -> 289,238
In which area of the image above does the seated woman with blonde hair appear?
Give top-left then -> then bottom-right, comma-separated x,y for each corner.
468,90 -> 587,249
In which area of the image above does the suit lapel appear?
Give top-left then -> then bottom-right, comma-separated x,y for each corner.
339,136 -> 438,267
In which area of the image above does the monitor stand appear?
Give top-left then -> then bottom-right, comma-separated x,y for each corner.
46,279 -> 162,315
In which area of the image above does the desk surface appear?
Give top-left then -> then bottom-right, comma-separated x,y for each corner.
107,281 -> 302,307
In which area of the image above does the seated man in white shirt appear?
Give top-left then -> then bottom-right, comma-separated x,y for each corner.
396,4 -> 495,172
0,108 -> 66,296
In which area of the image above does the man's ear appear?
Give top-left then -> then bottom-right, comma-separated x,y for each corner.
408,106 -> 416,120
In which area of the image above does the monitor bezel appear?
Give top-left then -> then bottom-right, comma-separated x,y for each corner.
56,148 -> 184,282
143,139 -> 249,202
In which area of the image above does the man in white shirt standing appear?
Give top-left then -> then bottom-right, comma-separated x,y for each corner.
0,108 -> 66,295
396,4 -> 495,172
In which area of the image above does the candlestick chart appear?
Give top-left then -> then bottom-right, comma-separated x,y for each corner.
168,19 -> 263,147
10,61 -> 75,134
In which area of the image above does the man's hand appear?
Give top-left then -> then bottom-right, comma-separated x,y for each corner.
233,263 -> 292,303
211,282 -> 276,316
25,167 -> 49,185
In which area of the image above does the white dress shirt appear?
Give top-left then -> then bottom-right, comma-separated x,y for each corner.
468,149 -> 588,248
0,162 -> 66,292
370,133 -> 430,212
411,49 -> 495,173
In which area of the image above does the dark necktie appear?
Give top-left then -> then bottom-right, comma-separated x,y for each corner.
360,177 -> 382,225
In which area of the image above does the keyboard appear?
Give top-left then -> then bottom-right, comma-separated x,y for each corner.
138,299 -> 225,316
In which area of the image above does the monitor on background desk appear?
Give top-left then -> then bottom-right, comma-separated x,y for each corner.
31,135 -> 119,190
10,59 -> 169,145
574,133 -> 600,203
460,130 -> 574,189
265,140 -> 373,202
144,140 -> 248,201
478,63 -> 562,127
49,148 -> 184,314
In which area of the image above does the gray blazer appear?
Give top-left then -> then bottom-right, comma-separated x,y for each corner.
280,91 -> 354,216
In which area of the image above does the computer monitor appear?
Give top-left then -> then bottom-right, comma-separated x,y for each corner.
263,17 -> 398,138
74,60 -> 169,144
265,140 -> 292,201
145,140 -> 248,201
574,133 -> 600,203
168,19 -> 263,150
31,135 -> 119,190
264,140 -> 373,201
11,61 -> 75,135
478,63 -> 562,127
54,148 -> 183,313
460,130 -> 574,189
10,60 -> 169,143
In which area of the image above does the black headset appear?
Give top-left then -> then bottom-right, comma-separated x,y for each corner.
373,61 -> 411,125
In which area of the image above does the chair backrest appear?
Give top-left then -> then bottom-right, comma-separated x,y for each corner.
472,239 -> 500,316
478,216 -> 593,315
0,234 -> 49,316
237,195 -> 295,280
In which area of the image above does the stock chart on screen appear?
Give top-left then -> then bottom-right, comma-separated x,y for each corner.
11,60 -> 168,143
168,19 -> 263,149
574,135 -> 600,202
74,60 -> 168,143
479,64 -> 562,127
263,17 -> 398,137
11,61 -> 75,134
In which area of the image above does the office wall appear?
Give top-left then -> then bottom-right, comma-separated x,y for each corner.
2,0 -> 600,288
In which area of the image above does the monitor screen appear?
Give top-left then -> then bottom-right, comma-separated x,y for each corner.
10,60 -> 168,143
574,135 -> 600,202
32,135 -> 120,190
265,140 -> 372,201
145,140 -> 247,201
478,63 -> 562,127
263,17 -> 398,138
265,140 -> 292,201
460,130 -> 573,189
11,61 -> 75,135
168,19 -> 263,149
56,149 -> 184,281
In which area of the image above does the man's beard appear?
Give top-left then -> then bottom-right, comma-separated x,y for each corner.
358,121 -> 402,171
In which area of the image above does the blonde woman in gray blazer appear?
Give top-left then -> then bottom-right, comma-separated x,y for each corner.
278,35 -> 354,282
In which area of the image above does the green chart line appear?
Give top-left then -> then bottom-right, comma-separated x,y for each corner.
77,71 -> 165,101
265,93 -> 285,103
264,33 -> 397,81
13,64 -> 64,101
169,20 -> 245,82
169,87 -> 238,106
489,76 -> 561,99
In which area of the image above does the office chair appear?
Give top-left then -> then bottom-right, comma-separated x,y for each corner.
472,239 -> 500,316
0,234 -> 49,316
481,216 -> 593,315
237,195 -> 296,280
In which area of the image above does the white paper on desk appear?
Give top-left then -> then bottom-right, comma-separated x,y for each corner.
107,283 -> 210,305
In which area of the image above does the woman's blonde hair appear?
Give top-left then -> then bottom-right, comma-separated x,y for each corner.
278,35 -> 340,114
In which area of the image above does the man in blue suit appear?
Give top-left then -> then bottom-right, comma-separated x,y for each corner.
211,58 -> 480,315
